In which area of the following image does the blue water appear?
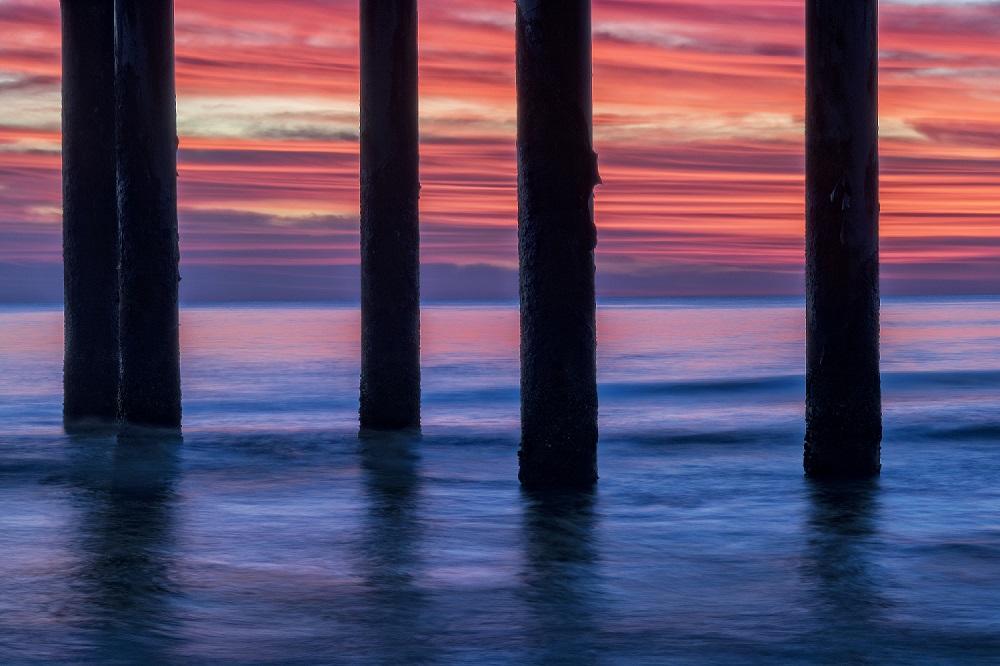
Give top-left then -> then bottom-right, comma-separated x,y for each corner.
1,297 -> 999,663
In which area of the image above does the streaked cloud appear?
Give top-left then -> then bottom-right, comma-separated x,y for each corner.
178,96 -> 358,141
0,0 -> 998,299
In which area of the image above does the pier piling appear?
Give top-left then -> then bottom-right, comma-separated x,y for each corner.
359,0 -> 421,431
61,0 -> 118,426
115,0 -> 182,428
804,0 -> 881,476
516,0 -> 600,488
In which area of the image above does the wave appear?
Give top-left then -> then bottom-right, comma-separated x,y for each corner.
600,427 -> 798,447
890,423 -> 1000,443
883,369 -> 1000,391
422,386 -> 520,405
600,375 -> 803,398
599,369 -> 1000,399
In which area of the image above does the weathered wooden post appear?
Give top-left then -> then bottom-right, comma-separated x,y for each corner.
359,0 -> 421,431
61,0 -> 118,427
805,0 -> 881,476
516,0 -> 600,488
115,0 -> 182,428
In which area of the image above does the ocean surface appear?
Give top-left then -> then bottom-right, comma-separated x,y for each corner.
1,296 -> 999,664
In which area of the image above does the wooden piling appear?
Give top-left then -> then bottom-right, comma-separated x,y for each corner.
359,0 -> 421,431
516,0 -> 600,488
115,0 -> 182,428
61,0 -> 118,426
804,0 -> 881,476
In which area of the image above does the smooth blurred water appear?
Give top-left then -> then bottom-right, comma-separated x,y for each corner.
1,297 -> 999,663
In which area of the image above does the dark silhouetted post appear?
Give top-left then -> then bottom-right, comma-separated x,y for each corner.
115,0 -> 181,428
359,0 -> 421,431
61,0 -> 118,427
805,0 -> 881,476
516,0 -> 601,488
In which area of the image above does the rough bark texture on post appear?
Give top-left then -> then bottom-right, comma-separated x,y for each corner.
115,0 -> 181,428
359,0 -> 421,431
516,0 -> 600,489
61,0 -> 118,427
805,0 -> 881,476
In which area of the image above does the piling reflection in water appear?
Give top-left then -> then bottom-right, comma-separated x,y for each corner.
803,478 -> 884,662
356,430 -> 433,662
521,489 -> 600,663
69,429 -> 181,663
3,301 -> 1000,661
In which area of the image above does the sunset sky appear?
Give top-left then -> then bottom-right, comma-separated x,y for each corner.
1,0 -> 998,301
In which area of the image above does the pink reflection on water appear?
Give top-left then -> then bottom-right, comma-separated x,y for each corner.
180,305 -> 360,366
597,300 -> 804,383
881,298 -> 1000,374
420,304 -> 519,364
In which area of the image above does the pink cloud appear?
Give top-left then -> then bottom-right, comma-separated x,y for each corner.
0,0 -> 998,298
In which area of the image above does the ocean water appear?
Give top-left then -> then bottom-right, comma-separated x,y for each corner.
1,296 -> 999,664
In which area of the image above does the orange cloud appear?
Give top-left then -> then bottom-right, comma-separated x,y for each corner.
1,0 -> 998,299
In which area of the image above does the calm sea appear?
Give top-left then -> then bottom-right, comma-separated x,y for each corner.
1,297 -> 999,664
